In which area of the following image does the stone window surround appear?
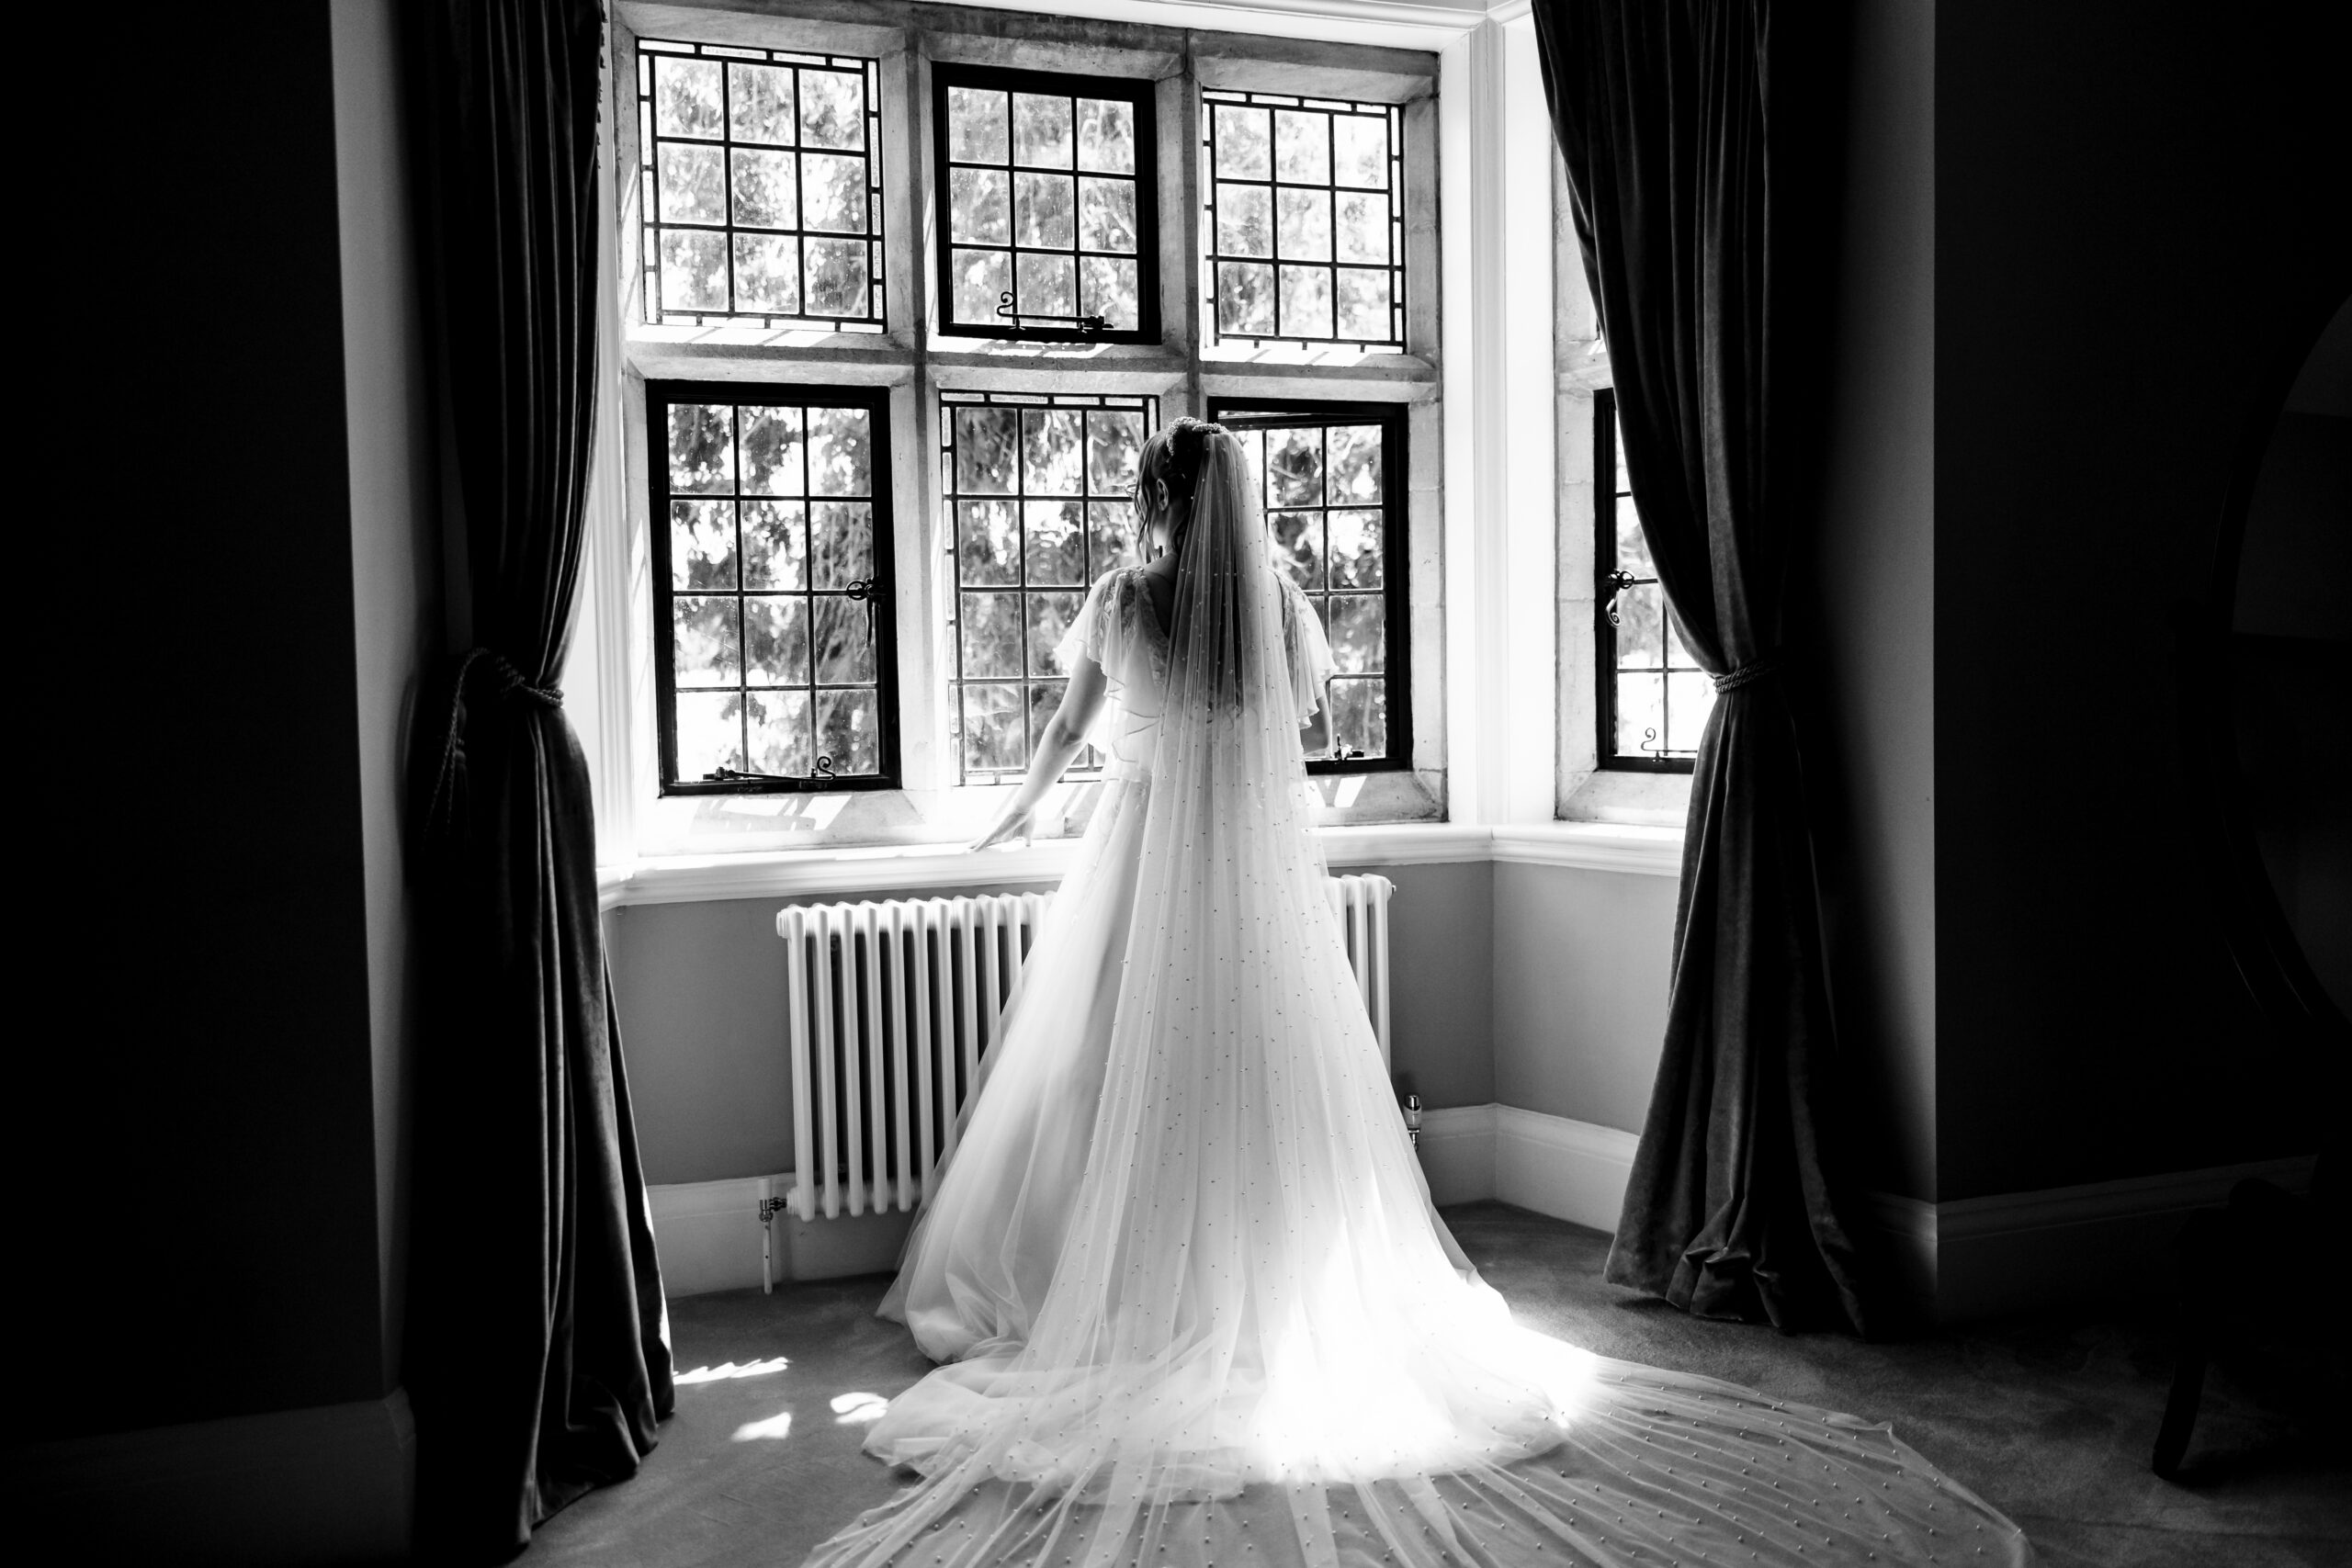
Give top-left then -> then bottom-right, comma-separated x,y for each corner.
570,0 -> 1623,889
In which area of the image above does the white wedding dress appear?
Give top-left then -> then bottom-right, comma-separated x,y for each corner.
805,435 -> 2033,1568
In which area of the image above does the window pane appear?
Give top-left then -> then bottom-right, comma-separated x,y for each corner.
741,405 -> 806,494
731,235 -> 801,315
671,501 -> 736,590
960,592 -> 1023,677
742,595 -> 809,685
951,167 -> 1011,244
1278,265 -> 1334,338
1217,262 -> 1275,335
1024,501 -> 1086,585
1327,594 -> 1385,673
952,249 -> 1012,327
1329,677 -> 1387,758
1087,412 -> 1145,493
1012,93 -> 1073,167
961,682 -> 1023,774
741,500 -> 807,590
659,143 -> 725,223
731,148 -> 797,228
1335,191 -> 1387,264
675,691 -> 746,776
1274,109 -> 1330,183
1616,581 -> 1664,667
1218,185 -> 1272,257
728,63 -> 795,145
660,230 -> 728,313
1327,424 -> 1382,502
1014,172 -> 1076,248
1335,269 -> 1390,341
809,501 -> 873,588
1079,257 -> 1139,331
807,407 -> 871,495
1026,592 -> 1083,674
959,501 -> 1019,585
747,688 -> 813,775
1270,511 -> 1320,590
947,86 -> 1008,163
812,595 -> 875,682
669,405 -> 736,493
1022,410 -> 1084,495
1015,251 -> 1077,318
1327,508 -> 1383,588
1077,98 -> 1135,174
673,595 -> 741,685
1266,427 -> 1324,507
1333,115 -> 1389,187
801,152 -> 867,232
1078,178 -> 1136,254
1615,672 -> 1666,758
1615,498 -> 1656,577
1088,501 -> 1139,577
1276,189 -> 1331,262
817,689 -> 879,774
655,58 -> 721,138
799,69 -> 865,150
956,407 -> 1019,492
1215,104 -> 1271,178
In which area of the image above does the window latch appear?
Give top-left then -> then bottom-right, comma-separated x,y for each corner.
996,292 -> 1105,335
1603,569 -> 1640,626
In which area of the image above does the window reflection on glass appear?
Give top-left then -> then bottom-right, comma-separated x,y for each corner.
1598,390 -> 1713,765
942,391 -> 1155,783
1203,92 -> 1405,352
638,39 -> 885,331
1222,410 -> 1402,765
935,67 -> 1155,341
654,388 -> 893,790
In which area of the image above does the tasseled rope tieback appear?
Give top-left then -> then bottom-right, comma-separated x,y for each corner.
1709,655 -> 1780,694
428,648 -> 565,829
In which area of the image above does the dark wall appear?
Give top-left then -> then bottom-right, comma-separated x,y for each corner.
20,6 -> 393,1435
1931,1 -> 2350,1199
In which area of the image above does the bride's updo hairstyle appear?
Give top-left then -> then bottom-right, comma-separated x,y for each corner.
1137,416 -> 1224,558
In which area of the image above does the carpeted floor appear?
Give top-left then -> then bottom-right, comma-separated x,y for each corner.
528,1203 -> 2352,1568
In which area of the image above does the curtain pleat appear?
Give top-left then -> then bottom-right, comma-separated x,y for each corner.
409,2 -> 673,1557
1532,0 -> 1868,1332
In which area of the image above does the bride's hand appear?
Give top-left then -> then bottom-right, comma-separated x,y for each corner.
972,802 -> 1038,852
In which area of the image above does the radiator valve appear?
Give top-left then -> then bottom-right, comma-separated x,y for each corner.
1403,1092 -> 1422,1150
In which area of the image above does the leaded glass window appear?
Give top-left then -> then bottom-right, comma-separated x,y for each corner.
649,382 -> 899,792
1596,389 -> 1711,768
1214,400 -> 1410,770
942,391 -> 1155,784
933,65 -> 1159,343
637,39 -> 885,332
1202,92 -> 1406,352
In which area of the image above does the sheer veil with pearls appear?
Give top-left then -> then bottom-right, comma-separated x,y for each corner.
801,425 -> 2034,1568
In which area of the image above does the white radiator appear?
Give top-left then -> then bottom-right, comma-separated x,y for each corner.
775,874 -> 1396,1226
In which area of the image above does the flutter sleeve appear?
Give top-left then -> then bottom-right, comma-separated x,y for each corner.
1279,577 -> 1336,722
1053,567 -> 1126,674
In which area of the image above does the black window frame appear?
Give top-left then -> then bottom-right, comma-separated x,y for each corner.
1209,397 -> 1412,776
931,62 -> 1162,346
1200,90 -> 1408,354
647,378 -> 902,796
1594,388 -> 1697,773
635,39 -> 888,333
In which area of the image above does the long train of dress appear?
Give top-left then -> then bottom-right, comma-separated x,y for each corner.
803,535 -> 2032,1568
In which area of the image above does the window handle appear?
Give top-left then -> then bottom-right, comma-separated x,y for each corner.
1603,569 -> 1641,626
996,291 -> 1105,335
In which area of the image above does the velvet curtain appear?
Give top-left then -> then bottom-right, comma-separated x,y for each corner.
409,1 -> 673,1557
1532,0 -> 1867,1332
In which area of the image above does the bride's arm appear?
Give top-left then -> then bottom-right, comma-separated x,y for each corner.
971,654 -> 1110,850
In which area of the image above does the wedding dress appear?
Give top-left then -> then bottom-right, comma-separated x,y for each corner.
805,429 -> 2033,1568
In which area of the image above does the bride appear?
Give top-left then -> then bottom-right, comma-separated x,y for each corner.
805,420 -> 2032,1568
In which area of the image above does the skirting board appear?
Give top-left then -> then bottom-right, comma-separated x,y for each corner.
1405,1104 -> 1639,1233
14,1389 -> 413,1564
1855,1155 -> 2321,1325
650,1175 -> 915,1296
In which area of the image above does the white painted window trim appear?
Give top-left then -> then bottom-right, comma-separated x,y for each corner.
573,0 -> 1581,885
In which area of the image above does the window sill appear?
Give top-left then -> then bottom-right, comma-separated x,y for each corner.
597,819 -> 1684,910
1558,766 -> 1693,829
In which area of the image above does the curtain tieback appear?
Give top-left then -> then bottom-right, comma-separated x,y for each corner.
426,648 -> 564,830
1710,655 -> 1780,694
